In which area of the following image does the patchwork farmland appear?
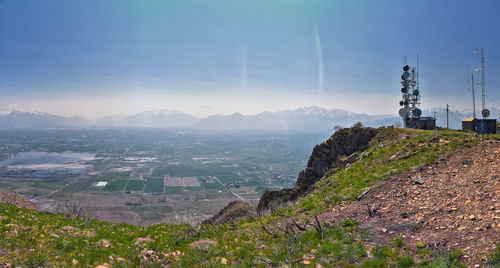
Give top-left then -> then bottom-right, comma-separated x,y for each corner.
0,129 -> 329,224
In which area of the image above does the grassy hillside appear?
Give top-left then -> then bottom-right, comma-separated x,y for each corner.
1,127 -> 498,267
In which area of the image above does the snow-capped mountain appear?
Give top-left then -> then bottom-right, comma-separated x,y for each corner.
1,106 -> 496,131
119,109 -> 199,128
0,111 -> 89,129
194,106 -> 387,131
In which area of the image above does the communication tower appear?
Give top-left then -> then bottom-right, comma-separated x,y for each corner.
472,47 -> 496,134
398,60 -> 422,128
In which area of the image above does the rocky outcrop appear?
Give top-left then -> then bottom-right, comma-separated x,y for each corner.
257,125 -> 378,214
202,201 -> 255,225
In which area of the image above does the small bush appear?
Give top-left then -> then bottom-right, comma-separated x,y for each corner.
396,254 -> 414,268
391,236 -> 404,248
449,248 -> 463,261
341,218 -> 359,227
373,245 -> 393,259
416,241 -> 426,249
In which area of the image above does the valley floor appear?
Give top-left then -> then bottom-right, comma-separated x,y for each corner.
1,128 -> 499,267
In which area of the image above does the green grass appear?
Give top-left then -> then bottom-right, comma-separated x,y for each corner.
0,200 -> 464,266
295,128 -> 481,214
1,128 -> 493,267
487,243 -> 500,266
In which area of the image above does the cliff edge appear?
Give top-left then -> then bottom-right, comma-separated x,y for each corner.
257,124 -> 377,213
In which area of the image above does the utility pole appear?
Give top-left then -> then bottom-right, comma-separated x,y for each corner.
433,111 -> 437,120
446,104 -> 449,129
471,73 -> 476,118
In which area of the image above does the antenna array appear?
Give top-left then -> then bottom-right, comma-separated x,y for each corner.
398,63 -> 422,128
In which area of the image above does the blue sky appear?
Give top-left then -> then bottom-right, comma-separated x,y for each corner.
1,0 -> 499,118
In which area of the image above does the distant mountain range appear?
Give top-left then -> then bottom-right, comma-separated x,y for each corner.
0,106 -> 498,131
99,110 -> 199,128
0,110 -> 89,130
194,107 -> 390,130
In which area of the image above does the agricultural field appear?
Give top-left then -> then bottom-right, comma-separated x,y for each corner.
124,179 -> 144,191
103,179 -> 127,191
145,178 -> 164,193
0,128 -> 330,224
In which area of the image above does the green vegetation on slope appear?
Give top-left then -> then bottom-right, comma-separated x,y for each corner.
295,128 -> 481,215
1,127 -> 497,267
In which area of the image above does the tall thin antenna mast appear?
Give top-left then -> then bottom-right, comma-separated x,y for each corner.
481,47 -> 485,113
446,104 -> 449,129
471,73 -> 476,118
416,53 -> 419,90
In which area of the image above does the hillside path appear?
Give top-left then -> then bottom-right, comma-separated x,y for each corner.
319,140 -> 499,267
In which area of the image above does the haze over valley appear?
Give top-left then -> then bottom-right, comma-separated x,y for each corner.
0,128 -> 332,224
2,106 -> 498,131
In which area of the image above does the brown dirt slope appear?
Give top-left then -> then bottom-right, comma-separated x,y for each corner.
0,192 -> 39,211
319,140 -> 499,267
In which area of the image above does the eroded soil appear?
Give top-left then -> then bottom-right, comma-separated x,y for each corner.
319,140 -> 499,267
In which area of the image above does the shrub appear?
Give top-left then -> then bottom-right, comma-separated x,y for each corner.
396,254 -> 414,268
391,236 -> 404,248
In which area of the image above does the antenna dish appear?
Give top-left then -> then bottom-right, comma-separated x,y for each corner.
482,108 -> 490,118
399,107 -> 410,117
398,60 -> 422,128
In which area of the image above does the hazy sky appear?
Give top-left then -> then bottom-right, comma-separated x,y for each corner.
1,0 -> 500,118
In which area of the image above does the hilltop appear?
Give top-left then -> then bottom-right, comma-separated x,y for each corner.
318,137 -> 499,267
0,126 -> 499,267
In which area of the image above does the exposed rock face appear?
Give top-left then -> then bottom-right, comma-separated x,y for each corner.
202,201 -> 255,225
256,188 -> 302,216
257,125 -> 378,214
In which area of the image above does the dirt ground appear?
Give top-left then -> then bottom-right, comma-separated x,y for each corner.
319,140 -> 499,267
0,192 -> 39,211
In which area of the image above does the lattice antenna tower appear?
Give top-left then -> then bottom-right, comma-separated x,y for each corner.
398,58 -> 422,128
